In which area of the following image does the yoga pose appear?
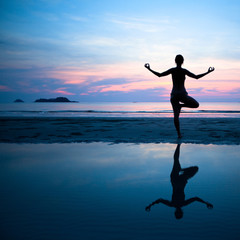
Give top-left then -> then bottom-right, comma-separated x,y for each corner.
145,55 -> 215,138
145,144 -> 213,219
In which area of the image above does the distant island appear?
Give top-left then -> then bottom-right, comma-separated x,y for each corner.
35,97 -> 78,103
14,99 -> 24,103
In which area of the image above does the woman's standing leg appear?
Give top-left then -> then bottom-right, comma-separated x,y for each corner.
170,95 -> 199,138
171,143 -> 181,181
170,97 -> 182,138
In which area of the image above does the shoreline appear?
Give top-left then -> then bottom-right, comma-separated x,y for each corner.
0,117 -> 239,145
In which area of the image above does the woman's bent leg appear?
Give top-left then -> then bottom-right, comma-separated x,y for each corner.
180,95 -> 199,108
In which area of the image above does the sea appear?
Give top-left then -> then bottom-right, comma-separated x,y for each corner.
0,102 -> 239,118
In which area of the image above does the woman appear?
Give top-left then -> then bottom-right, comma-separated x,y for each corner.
145,55 -> 215,138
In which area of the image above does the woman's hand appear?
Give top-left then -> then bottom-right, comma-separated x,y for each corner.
145,206 -> 151,212
206,203 -> 213,209
208,67 -> 215,73
144,63 -> 150,69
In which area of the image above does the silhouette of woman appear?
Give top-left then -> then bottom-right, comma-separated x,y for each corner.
145,55 -> 215,138
145,144 -> 213,219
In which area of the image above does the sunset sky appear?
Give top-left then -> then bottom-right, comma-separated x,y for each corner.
0,0 -> 240,102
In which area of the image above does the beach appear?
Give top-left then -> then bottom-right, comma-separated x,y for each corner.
1,0 -> 240,238
1,104 -> 240,239
0,117 -> 240,144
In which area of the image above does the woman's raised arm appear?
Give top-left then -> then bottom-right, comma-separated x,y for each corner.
144,63 -> 172,78
185,67 -> 215,79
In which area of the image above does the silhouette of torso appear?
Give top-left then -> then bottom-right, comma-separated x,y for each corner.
171,175 -> 188,207
171,67 -> 187,95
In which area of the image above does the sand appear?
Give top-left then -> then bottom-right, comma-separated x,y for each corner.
0,117 -> 239,144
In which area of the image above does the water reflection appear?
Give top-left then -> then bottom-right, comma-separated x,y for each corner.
145,144 -> 213,219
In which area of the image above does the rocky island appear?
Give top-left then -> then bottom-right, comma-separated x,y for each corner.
14,99 -> 24,103
35,97 -> 77,103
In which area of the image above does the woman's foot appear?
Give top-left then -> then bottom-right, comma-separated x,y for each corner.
178,134 -> 182,139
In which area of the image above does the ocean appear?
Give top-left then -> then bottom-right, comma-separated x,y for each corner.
0,102 -> 239,118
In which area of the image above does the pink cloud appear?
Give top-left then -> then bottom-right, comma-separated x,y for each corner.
89,79 -> 170,93
26,61 -> 239,101
52,88 -> 75,96
0,85 -> 13,92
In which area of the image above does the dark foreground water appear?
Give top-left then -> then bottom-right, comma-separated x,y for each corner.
0,143 -> 240,240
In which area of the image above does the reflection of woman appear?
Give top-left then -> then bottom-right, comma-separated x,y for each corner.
145,55 -> 215,138
145,144 -> 213,219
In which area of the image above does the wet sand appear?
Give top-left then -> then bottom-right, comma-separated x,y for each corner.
0,117 -> 239,144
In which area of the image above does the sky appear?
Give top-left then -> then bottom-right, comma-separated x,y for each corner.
0,0 -> 240,102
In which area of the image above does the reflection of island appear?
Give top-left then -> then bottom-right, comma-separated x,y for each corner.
35,97 -> 78,103
145,144 -> 213,219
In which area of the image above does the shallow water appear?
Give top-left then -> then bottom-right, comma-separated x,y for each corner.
0,143 -> 240,240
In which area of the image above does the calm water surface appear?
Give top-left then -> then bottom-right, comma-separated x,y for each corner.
0,102 -> 239,117
0,143 -> 240,239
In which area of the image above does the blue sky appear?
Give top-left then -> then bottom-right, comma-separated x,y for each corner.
0,0 -> 240,102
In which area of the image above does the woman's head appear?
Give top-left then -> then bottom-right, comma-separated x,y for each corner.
175,54 -> 184,66
175,207 -> 183,219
